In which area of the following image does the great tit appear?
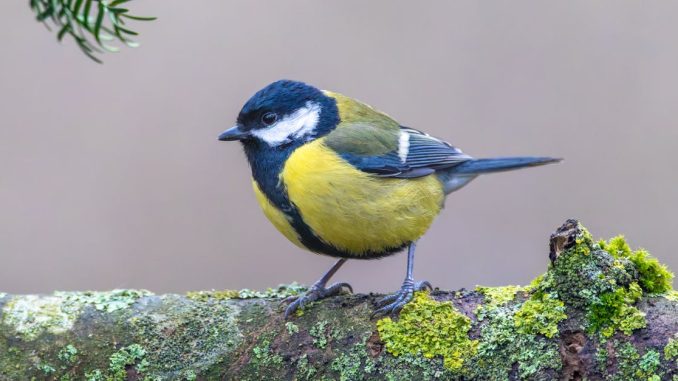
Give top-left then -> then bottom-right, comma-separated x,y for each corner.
219,80 -> 560,317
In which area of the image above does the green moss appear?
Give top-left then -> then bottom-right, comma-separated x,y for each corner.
600,236 -> 674,294
330,334 -> 451,381
514,293 -> 567,338
250,338 -> 284,372
587,282 -> 646,337
572,223 -> 595,256
475,285 -> 524,320
83,369 -> 104,381
377,292 -> 478,371
128,296 -> 242,378
666,334 -> 678,360
629,249 -> 674,294
108,344 -> 148,380
466,303 -> 562,380
238,283 -> 306,298
527,225 -> 674,338
285,321 -> 299,335
58,344 -> 78,365
38,362 -> 56,374
534,231 -> 636,310
639,350 -> 661,375
185,289 -> 240,301
309,320 -> 329,349
595,346 -> 608,373
599,235 -> 633,258
295,354 -> 318,381
58,289 -> 153,313
609,341 -> 662,381
186,283 -> 307,302
611,342 -> 640,380
330,348 -> 364,381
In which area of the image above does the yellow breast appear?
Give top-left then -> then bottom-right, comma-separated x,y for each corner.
252,180 -> 305,249
281,138 -> 444,256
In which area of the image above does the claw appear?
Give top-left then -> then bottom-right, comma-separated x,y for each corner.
376,293 -> 399,306
415,280 -> 432,291
325,282 -> 353,294
284,282 -> 353,318
372,279 -> 433,318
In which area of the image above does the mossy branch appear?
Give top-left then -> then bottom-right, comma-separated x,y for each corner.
1,220 -> 677,380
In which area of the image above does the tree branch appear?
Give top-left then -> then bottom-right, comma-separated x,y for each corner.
1,220 -> 677,380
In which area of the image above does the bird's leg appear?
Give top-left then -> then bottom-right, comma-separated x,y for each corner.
373,241 -> 432,317
284,258 -> 352,318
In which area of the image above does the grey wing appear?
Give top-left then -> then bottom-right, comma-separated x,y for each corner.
337,126 -> 472,178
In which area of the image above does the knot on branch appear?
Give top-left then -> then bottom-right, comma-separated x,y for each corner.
549,218 -> 582,263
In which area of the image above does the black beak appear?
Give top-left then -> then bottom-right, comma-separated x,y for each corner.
218,125 -> 250,141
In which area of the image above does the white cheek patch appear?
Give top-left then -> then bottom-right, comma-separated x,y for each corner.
252,102 -> 321,146
398,131 -> 410,163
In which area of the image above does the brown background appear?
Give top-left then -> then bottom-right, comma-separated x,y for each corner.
1,1 -> 676,294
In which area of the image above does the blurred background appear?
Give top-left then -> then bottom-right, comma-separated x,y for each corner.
1,1 -> 676,294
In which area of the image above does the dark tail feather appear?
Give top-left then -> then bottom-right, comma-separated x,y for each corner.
451,156 -> 562,174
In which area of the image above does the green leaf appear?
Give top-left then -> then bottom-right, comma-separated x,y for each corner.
36,7 -> 54,21
101,43 -> 120,53
82,0 -> 93,26
57,23 -> 71,41
30,0 -> 156,63
109,8 -> 129,15
71,0 -> 84,16
109,0 -> 131,6
115,25 -> 137,36
120,14 -> 156,21
93,1 -> 105,44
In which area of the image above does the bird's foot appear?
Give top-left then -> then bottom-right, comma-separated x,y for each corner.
283,282 -> 352,318
372,279 -> 432,318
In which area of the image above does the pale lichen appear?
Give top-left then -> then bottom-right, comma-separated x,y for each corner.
2,295 -> 77,339
609,341 -> 663,381
128,296 -> 242,378
57,289 -> 153,312
466,297 -> 562,380
186,283 -> 306,301
2,290 -> 151,340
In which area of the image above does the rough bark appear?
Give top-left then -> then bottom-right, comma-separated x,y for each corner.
1,220 -> 677,381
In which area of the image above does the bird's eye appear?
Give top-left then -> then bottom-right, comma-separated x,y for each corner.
261,112 -> 278,126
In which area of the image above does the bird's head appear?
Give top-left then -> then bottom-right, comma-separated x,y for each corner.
219,80 -> 339,148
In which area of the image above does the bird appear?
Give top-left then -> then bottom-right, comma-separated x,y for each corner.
218,80 -> 560,318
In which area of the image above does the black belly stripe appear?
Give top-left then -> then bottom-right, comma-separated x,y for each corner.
284,195 -> 408,259
244,141 -> 407,259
